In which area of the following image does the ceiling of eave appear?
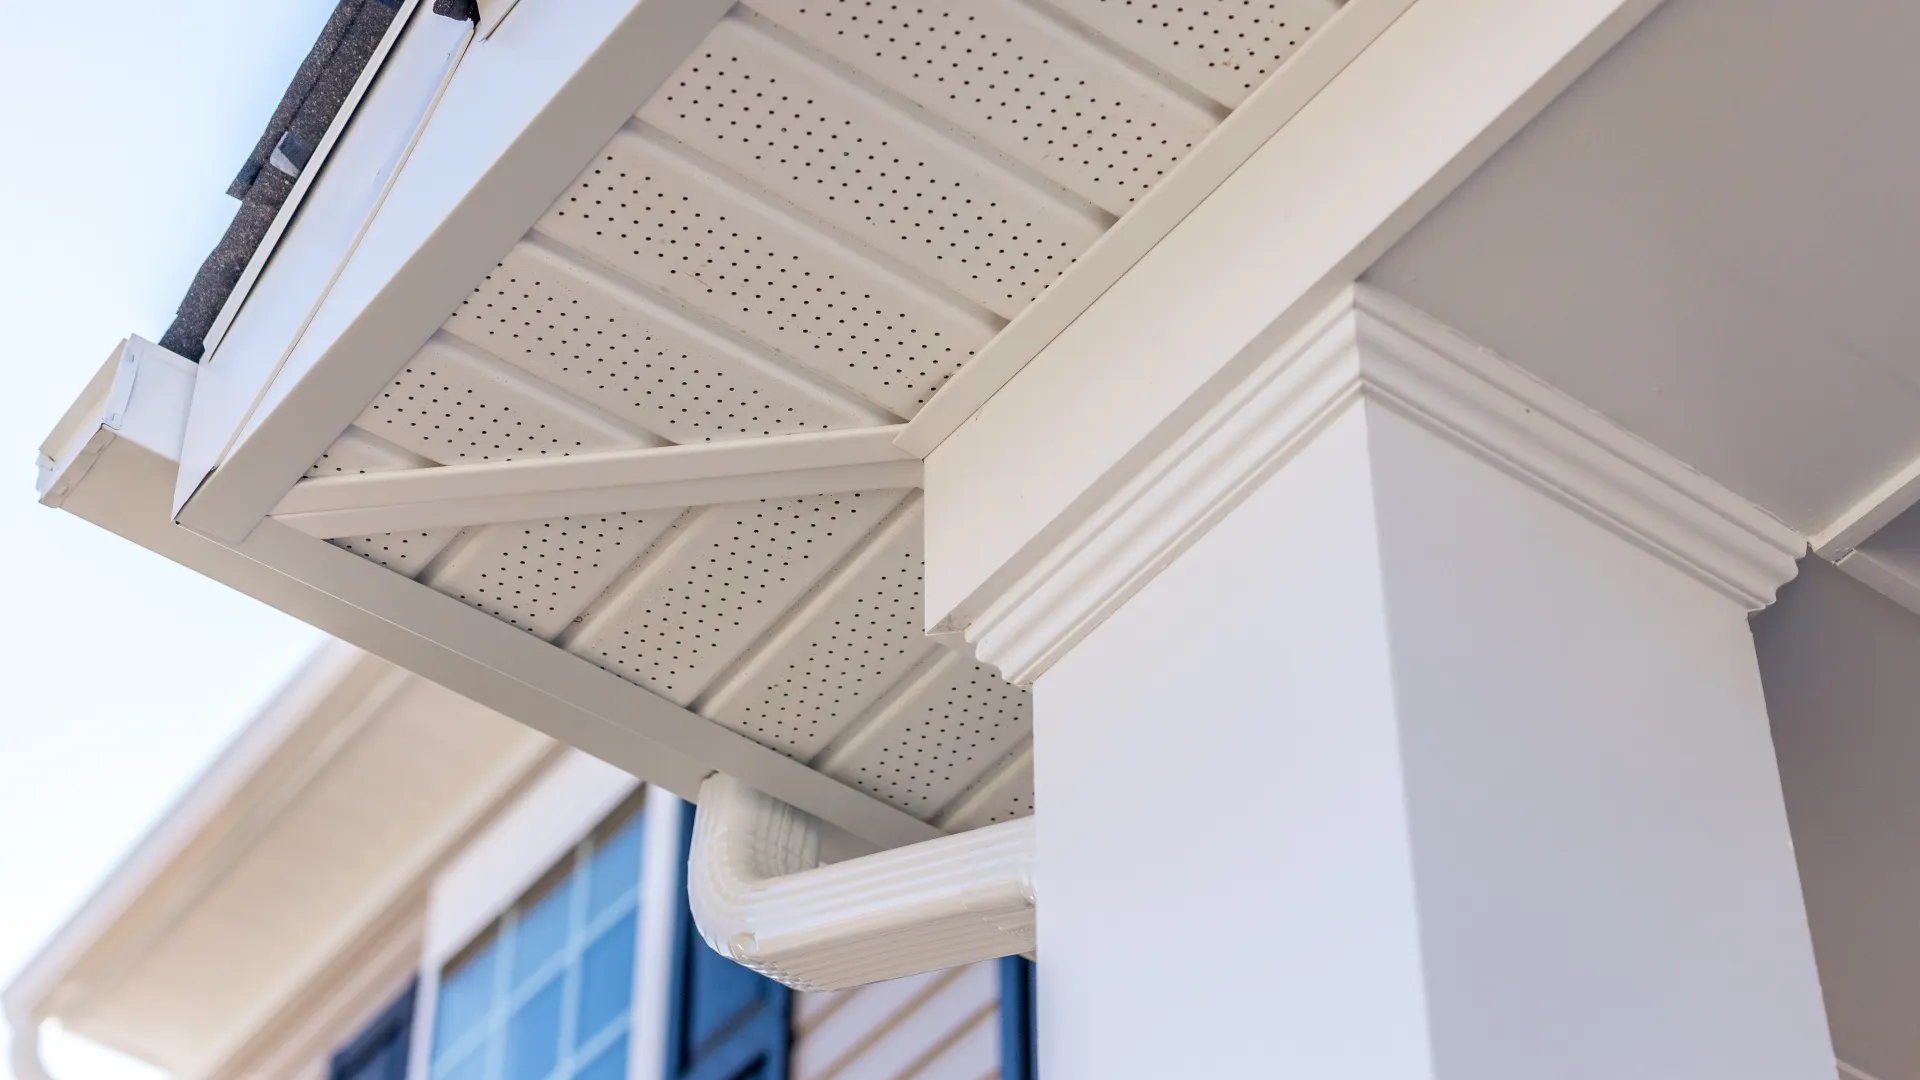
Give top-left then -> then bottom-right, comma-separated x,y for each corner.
1366,0 -> 1920,536
302,0 -> 1341,830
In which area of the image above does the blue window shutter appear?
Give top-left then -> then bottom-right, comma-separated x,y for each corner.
999,957 -> 1038,1080
330,982 -> 417,1080
667,812 -> 792,1080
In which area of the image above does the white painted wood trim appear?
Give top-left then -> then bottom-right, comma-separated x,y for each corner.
179,10 -> 476,533
1833,549 -> 1920,621
175,0 -> 738,543
963,287 -> 1804,685
626,790 -> 686,1080
1812,454 -> 1920,559
894,0 -> 1418,458
271,427 -> 921,537
422,748 -> 634,968
478,0 -> 527,39
922,0 -> 1672,639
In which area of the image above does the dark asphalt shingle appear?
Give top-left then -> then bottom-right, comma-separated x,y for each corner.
160,0 -> 474,361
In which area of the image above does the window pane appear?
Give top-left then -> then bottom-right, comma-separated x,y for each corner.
571,1034 -> 627,1080
435,940 -> 498,1051
686,938 -> 762,1055
504,977 -> 564,1080
586,816 -> 643,919
575,912 -> 636,1048
512,876 -> 574,990
437,1045 -> 488,1080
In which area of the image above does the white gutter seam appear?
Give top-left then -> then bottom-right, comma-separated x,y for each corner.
687,774 -> 1036,991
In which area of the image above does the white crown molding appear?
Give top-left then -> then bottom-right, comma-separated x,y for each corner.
963,286 -> 1806,685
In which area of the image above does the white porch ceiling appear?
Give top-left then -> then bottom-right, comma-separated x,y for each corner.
279,0 -> 1343,834
1366,0 -> 1920,537
1363,1 -> 1920,1076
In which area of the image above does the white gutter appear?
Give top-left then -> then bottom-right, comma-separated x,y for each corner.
687,774 -> 1036,991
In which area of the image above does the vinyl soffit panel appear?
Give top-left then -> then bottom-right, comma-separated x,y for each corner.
280,0 -> 1355,830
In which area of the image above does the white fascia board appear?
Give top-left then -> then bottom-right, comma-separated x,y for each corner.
923,0 -> 1670,634
44,342 -> 942,852
271,426 -> 922,538
197,0 -> 435,362
178,4 -> 472,527
176,0 -> 737,543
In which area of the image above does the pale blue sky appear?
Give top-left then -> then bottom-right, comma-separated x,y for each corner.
0,2 -> 343,1076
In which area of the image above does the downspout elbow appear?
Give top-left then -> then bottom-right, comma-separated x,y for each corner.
687,774 -> 1036,991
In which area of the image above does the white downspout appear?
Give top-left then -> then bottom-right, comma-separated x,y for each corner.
686,774 -> 1036,991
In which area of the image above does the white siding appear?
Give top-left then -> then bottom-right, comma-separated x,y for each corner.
792,963 -> 1000,1080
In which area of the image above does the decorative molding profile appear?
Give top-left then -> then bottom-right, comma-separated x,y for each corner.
271,425 -> 921,537
962,286 -> 1807,685
687,774 -> 1035,992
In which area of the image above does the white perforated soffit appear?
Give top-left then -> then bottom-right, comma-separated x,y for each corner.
304,0 -> 1348,828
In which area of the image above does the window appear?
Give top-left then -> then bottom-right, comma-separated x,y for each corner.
330,983 -> 417,1080
429,802 -> 645,1080
1000,957 -> 1037,1080
664,812 -> 790,1080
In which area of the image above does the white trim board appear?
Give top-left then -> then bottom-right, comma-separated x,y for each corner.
922,0 -> 1675,636
1813,453 -> 1920,559
176,0 -> 739,543
272,426 -> 920,537
423,748 -> 637,968
197,0 -> 435,362
955,287 -> 1804,685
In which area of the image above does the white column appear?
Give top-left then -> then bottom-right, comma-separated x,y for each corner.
930,290 -> 1833,1078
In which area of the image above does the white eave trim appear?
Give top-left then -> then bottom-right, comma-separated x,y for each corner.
961,288 -> 1805,686
687,774 -> 1035,992
271,426 -> 921,537
175,0 -> 739,543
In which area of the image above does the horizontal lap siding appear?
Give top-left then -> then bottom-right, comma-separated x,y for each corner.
792,963 -> 1000,1080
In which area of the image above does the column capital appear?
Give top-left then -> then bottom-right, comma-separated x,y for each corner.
942,286 -> 1805,685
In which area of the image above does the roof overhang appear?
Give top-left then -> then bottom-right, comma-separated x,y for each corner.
0,641 -> 551,1078
36,0 -> 1664,850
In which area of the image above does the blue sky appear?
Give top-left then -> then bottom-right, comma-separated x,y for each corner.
0,2 -> 340,1075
